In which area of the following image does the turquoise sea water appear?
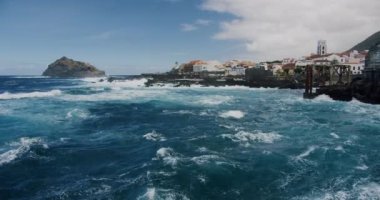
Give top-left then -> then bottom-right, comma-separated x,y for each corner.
0,76 -> 380,199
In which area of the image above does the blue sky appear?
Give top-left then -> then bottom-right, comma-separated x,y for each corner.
0,0 -> 240,75
1,0 -> 379,75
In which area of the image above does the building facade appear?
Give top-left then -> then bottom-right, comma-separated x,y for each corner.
317,40 -> 327,55
364,43 -> 380,82
225,66 -> 246,76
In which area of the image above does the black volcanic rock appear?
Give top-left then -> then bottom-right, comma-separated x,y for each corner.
42,57 -> 106,78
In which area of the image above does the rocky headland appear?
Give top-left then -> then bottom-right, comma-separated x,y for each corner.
42,57 -> 106,78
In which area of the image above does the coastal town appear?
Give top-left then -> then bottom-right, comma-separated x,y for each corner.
141,34 -> 380,104
159,40 -> 367,84
40,31 -> 380,104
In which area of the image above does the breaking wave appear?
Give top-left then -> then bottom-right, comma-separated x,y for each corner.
219,110 -> 245,119
0,90 -> 62,100
137,187 -> 189,200
143,130 -> 166,142
295,145 -> 318,160
312,94 -> 335,102
66,108 -> 90,119
155,147 -> 180,167
191,154 -> 221,165
295,181 -> 380,200
85,78 -> 148,89
330,132 -> 340,139
222,131 -> 282,146
0,137 -> 48,166
196,95 -> 233,106
60,89 -> 166,102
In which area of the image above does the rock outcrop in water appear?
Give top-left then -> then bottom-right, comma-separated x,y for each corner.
42,57 -> 106,78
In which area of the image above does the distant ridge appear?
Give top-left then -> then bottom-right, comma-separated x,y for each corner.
350,31 -> 380,51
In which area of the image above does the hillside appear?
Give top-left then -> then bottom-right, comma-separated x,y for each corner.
350,31 -> 380,51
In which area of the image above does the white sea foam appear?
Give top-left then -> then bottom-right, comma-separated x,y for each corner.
191,155 -> 221,165
262,150 -> 272,155
312,94 -> 335,102
0,137 -> 47,166
66,108 -> 90,119
334,145 -> 344,152
219,110 -> 245,119
355,164 -> 369,171
143,130 -> 166,142
139,188 -> 156,200
219,124 -> 241,131
198,175 -> 207,184
61,89 -> 166,102
156,147 -> 180,167
356,182 -> 380,199
197,147 -> 208,152
302,181 -> 380,200
196,95 -> 233,106
199,111 -> 211,116
330,132 -> 340,139
86,78 -> 148,89
137,188 -> 189,200
317,191 -> 350,200
222,131 -> 282,146
296,145 -> 318,160
0,90 -> 62,100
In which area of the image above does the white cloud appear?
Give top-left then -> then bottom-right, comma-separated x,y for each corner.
195,19 -> 211,26
201,0 -> 380,60
181,19 -> 212,32
181,23 -> 198,32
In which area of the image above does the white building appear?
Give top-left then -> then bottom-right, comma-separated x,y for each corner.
271,64 -> 283,75
282,58 -> 296,65
341,50 -> 367,64
258,62 -> 269,70
193,61 -> 224,73
314,60 -> 332,66
347,62 -> 365,75
225,66 -> 246,76
295,60 -> 314,67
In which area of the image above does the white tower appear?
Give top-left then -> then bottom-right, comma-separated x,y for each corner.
317,40 -> 327,55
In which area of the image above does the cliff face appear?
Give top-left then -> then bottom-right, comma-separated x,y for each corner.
42,57 -> 106,78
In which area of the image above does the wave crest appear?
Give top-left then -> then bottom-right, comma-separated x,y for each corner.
86,78 -> 148,89
0,137 -> 48,166
222,131 -> 282,146
0,90 -> 62,100
143,130 -> 166,141
219,110 -> 245,119
156,147 -> 180,167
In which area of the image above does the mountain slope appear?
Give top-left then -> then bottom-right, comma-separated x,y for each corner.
350,31 -> 380,51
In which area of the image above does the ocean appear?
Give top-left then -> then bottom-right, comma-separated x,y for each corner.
0,76 -> 380,199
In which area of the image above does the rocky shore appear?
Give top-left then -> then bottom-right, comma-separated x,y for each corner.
312,79 -> 380,104
139,73 -> 303,89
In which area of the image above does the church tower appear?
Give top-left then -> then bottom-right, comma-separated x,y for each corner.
317,40 -> 327,55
